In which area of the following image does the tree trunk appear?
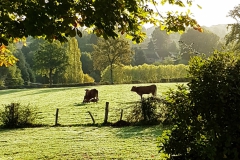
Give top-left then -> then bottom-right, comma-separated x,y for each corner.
110,64 -> 113,84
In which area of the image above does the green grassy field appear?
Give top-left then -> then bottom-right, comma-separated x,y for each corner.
0,83 -> 180,159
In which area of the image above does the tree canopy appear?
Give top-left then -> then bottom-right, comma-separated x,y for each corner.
0,0 -> 202,44
0,0 -> 203,66
33,40 -> 68,86
179,28 -> 220,61
92,37 -> 134,84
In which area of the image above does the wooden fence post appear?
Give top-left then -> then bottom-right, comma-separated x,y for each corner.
55,108 -> 59,126
87,111 -> 95,124
120,109 -> 123,121
104,102 -> 109,124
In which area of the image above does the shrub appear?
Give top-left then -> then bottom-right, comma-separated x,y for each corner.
0,103 -> 38,128
83,74 -> 95,83
158,51 -> 240,160
127,97 -> 163,125
161,84 -> 191,125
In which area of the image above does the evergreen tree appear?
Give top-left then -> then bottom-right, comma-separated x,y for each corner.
168,41 -> 179,53
81,52 -> 93,74
15,49 -> 30,83
147,39 -> 155,52
134,48 -> 148,66
81,52 -> 100,82
151,28 -> 171,58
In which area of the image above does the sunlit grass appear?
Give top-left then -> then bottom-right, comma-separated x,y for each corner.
0,126 -> 168,159
0,83 -> 181,159
0,83 -> 180,125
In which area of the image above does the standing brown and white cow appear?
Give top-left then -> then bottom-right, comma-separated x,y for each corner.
131,84 -> 157,99
83,89 -> 99,103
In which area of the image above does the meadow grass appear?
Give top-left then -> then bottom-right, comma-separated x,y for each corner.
0,83 -> 181,159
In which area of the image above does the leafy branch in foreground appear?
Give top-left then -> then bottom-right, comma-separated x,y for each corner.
0,0 -> 202,45
0,0 -> 204,66
0,45 -> 18,67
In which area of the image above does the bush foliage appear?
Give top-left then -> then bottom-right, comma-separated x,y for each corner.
83,74 -> 95,83
0,103 -> 38,128
158,51 -> 240,160
127,97 -> 165,125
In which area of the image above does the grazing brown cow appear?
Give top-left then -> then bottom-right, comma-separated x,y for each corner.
131,84 -> 157,99
83,89 -> 99,103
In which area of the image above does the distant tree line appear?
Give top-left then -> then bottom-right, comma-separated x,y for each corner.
0,26 -> 225,88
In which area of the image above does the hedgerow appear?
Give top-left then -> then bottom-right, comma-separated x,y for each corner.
101,64 -> 188,84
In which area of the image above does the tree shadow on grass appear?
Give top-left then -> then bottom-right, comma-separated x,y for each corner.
74,102 -> 86,107
117,101 -> 139,105
0,89 -> 30,95
0,87 -> 84,97
73,101 -> 101,107
23,87 -> 79,96
0,124 -> 48,133
114,125 -> 169,139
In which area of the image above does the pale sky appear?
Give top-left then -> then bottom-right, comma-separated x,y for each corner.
147,0 -> 239,27
191,0 -> 239,26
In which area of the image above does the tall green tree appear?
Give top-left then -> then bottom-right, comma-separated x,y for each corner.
33,41 -> 68,86
92,38 -> 134,84
61,37 -> 84,84
134,48 -> 148,66
15,49 -> 30,83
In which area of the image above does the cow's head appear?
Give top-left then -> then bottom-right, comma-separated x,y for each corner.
131,86 -> 137,92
